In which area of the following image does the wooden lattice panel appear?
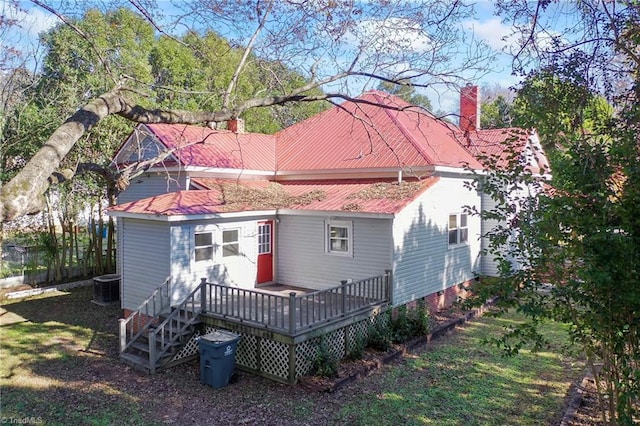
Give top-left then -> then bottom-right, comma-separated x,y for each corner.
235,334 -> 258,369
170,330 -> 200,361
294,327 -> 347,378
324,328 -> 346,361
295,339 -> 318,377
372,311 -> 390,329
346,319 -> 369,351
195,309 -> 391,383
259,338 -> 290,380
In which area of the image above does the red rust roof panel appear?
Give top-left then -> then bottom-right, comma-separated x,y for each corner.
146,123 -> 277,171
457,128 -> 549,173
110,190 -> 227,216
276,91 -> 482,171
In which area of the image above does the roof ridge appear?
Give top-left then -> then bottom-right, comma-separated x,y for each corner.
373,92 -> 433,164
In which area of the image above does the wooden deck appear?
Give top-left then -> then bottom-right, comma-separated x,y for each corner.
199,272 -> 391,337
119,272 -> 392,381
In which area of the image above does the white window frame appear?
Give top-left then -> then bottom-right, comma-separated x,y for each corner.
448,213 -> 468,247
325,220 -> 353,256
257,223 -> 272,255
194,231 -> 215,263
221,228 -> 240,258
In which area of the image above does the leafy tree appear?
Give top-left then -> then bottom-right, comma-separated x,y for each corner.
480,95 -> 513,129
465,1 -> 640,423
377,80 -> 433,111
479,83 -> 515,129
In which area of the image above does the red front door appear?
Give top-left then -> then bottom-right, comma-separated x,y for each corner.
256,221 -> 273,284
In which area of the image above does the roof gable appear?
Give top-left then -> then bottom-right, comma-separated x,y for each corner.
114,125 -> 173,165
115,123 -> 277,171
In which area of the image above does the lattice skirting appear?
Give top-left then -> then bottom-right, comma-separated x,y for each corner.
170,329 -> 202,362
196,311 -> 387,383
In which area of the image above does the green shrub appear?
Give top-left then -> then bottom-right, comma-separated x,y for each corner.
346,331 -> 366,361
366,314 -> 392,351
312,338 -> 338,378
390,301 -> 430,343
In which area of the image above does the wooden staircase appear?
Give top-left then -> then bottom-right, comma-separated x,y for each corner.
119,278 -> 205,374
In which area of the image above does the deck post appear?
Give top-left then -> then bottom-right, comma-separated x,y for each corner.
288,343 -> 297,384
341,280 -> 348,315
148,329 -> 156,374
384,269 -> 393,304
288,292 -> 297,335
200,278 -> 207,313
118,319 -> 126,353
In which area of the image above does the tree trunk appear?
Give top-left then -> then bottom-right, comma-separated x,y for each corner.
0,91 -> 127,222
0,85 -> 321,224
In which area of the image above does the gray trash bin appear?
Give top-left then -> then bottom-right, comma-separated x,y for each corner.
198,330 -> 241,389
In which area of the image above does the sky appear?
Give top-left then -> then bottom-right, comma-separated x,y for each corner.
2,0 -> 530,114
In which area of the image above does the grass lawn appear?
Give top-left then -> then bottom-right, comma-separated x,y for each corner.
0,286 -> 585,425
334,313 -> 583,425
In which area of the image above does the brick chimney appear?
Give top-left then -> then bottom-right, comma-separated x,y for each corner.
460,84 -> 480,133
227,118 -> 245,133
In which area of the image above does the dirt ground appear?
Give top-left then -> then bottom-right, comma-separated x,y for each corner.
0,284 -> 605,425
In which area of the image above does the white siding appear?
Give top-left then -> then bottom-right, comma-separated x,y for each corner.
117,173 -> 187,204
169,216 -> 274,304
392,177 -> 481,306
120,219 -> 171,311
116,217 -> 124,278
480,183 -> 538,277
277,215 -> 392,290
480,191 -> 500,276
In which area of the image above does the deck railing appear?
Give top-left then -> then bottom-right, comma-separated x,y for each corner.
201,270 -> 391,335
119,276 -> 171,353
147,281 -> 203,372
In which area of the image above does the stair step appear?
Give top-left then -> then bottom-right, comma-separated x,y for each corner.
120,352 -> 151,373
158,315 -> 202,325
130,340 -> 154,353
149,323 -> 199,340
130,337 -> 184,354
121,303 -> 203,374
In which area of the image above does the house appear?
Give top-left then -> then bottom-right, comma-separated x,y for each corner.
457,85 -> 550,276
109,87 -> 548,382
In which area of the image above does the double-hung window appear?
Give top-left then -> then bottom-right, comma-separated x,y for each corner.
326,220 -> 352,256
448,213 -> 468,246
194,232 -> 214,262
222,229 -> 240,257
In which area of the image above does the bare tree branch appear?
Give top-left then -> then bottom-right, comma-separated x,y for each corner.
222,0 -> 274,110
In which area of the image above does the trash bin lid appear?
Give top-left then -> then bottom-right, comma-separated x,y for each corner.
200,330 -> 239,343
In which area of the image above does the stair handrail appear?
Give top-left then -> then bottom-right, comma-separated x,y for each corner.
147,279 -> 205,372
119,276 -> 171,353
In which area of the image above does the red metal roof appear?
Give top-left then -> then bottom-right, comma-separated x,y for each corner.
457,128 -> 550,173
145,123 -> 277,170
277,178 -> 439,213
275,91 -> 482,171
120,92 -> 486,173
110,190 -> 228,216
110,177 -> 439,216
